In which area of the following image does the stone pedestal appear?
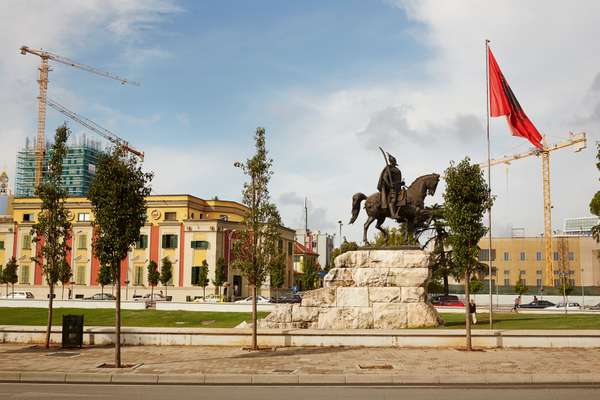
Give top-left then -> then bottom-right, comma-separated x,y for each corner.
259,249 -> 442,329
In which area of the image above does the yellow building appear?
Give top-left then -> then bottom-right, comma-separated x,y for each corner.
477,236 -> 600,288
0,194 -> 296,301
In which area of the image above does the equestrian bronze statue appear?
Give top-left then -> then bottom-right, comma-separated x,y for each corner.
349,149 -> 440,245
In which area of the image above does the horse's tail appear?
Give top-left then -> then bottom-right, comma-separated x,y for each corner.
349,192 -> 367,224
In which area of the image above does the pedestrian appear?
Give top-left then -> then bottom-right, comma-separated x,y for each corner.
533,295 -> 538,303
469,299 -> 477,325
68,287 -> 72,300
512,296 -> 521,312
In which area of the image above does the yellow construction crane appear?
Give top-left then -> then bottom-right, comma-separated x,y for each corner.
480,132 -> 587,287
46,97 -> 144,160
19,45 -> 139,187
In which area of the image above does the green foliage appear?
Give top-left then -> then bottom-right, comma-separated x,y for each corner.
159,257 -> 173,286
331,240 -> 359,263
301,256 -> 319,290
31,124 -> 71,287
424,205 -> 454,295
97,264 -> 114,288
232,127 -> 282,288
147,260 -> 160,288
469,277 -> 484,294
198,260 -> 209,297
88,146 -> 152,274
212,257 -> 226,288
3,257 -> 19,286
269,254 -> 285,290
514,280 -> 528,296
373,225 -> 410,247
590,144 -> 600,242
58,261 -> 72,286
560,281 -> 574,297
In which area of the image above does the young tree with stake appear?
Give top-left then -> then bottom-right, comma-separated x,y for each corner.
3,257 -> 19,298
147,260 -> 160,298
31,124 -> 71,348
212,257 -> 226,299
159,257 -> 173,298
97,264 -> 113,297
232,127 -> 282,350
88,146 -> 152,367
444,158 -> 493,351
198,260 -> 209,299
269,254 -> 285,302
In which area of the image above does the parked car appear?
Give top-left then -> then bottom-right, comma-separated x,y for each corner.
589,302 -> 600,310
271,294 -> 302,304
431,295 -> 464,307
84,293 -> 116,301
518,300 -> 555,309
193,294 -> 221,303
545,302 -> 582,311
134,293 -> 168,302
0,291 -> 34,299
234,295 -> 272,304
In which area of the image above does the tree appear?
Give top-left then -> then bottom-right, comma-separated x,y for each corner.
97,264 -> 114,297
232,127 -> 282,350
444,158 -> 493,351
331,240 -> 359,264
212,257 -> 226,299
423,205 -> 455,295
301,255 -> 319,291
0,265 -> 5,297
88,146 -> 152,368
514,280 -> 528,296
3,257 -> 18,298
269,254 -> 285,302
373,226 -> 410,247
590,144 -> 600,241
147,260 -> 160,298
31,124 -> 71,348
198,260 -> 209,299
58,261 -> 72,300
159,257 -> 173,298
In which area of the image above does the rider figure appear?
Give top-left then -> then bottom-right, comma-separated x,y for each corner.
377,153 -> 405,219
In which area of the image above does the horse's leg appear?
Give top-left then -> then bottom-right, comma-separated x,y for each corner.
375,216 -> 387,243
363,215 -> 374,245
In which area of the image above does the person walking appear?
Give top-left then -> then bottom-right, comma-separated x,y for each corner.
469,299 -> 477,325
512,296 -> 521,312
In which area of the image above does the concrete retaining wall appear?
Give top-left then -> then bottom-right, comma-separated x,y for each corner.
2,325 -> 600,348
155,302 -> 276,313
0,299 -> 146,310
465,294 -> 600,307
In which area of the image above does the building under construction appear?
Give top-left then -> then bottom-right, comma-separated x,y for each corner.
15,136 -> 103,198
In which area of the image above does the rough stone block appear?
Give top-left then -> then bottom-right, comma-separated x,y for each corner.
323,268 -> 354,288
401,286 -> 427,303
263,304 -> 292,323
353,268 -> 389,287
336,287 -> 369,307
291,305 -> 320,322
334,249 -> 430,269
387,268 -> 430,287
372,303 -> 408,329
368,287 -> 402,304
405,302 -> 441,328
317,307 -> 373,329
301,288 -> 336,307
402,250 -> 430,268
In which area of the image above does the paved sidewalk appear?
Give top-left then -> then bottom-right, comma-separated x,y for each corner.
1,343 -> 599,385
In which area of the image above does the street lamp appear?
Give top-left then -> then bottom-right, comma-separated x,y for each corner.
337,220 -> 343,246
581,267 -> 585,308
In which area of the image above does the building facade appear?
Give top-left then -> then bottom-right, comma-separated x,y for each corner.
564,217 -> 600,236
292,241 -> 319,291
0,194 -> 296,301
294,229 -> 334,269
477,235 -> 600,288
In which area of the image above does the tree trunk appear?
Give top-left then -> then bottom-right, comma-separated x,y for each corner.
203,286 -> 206,299
45,284 -> 54,349
251,285 -> 258,350
101,285 -> 104,297
6,283 -> 8,297
443,274 -> 449,295
464,270 -> 472,351
151,284 -> 154,298
115,262 -> 122,368
165,284 -> 168,298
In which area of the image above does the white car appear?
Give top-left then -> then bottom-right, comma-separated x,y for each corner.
193,294 -> 221,303
234,295 -> 272,304
134,293 -> 167,302
545,302 -> 581,311
0,291 -> 34,299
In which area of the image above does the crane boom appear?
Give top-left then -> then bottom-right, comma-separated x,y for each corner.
20,46 -> 140,86
480,132 -> 587,287
46,97 -> 144,160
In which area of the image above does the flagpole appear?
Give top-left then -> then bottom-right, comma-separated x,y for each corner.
485,39 -> 494,330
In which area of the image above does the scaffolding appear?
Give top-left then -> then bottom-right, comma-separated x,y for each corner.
15,135 -> 103,198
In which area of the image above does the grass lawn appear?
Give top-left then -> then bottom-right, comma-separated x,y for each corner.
0,307 -> 268,328
439,312 -> 600,330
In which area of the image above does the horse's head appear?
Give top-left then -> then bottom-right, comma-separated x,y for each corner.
426,173 -> 440,196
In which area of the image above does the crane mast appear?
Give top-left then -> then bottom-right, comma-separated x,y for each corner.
46,98 -> 144,160
480,132 -> 586,287
20,45 -> 139,188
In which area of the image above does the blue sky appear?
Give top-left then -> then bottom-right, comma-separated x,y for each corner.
1,0 -> 600,242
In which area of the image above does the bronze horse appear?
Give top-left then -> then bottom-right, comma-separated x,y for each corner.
349,173 -> 440,244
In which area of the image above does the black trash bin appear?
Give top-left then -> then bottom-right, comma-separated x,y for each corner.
62,314 -> 84,348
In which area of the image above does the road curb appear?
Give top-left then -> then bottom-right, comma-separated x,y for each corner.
0,372 -> 598,385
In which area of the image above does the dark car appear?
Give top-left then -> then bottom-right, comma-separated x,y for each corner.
84,293 -> 116,301
518,300 -> 555,309
431,295 -> 464,307
271,294 -> 302,304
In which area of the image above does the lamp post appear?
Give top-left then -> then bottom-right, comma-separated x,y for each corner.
337,220 -> 343,246
581,267 -> 585,308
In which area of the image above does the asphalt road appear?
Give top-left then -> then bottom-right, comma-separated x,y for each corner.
1,384 -> 600,400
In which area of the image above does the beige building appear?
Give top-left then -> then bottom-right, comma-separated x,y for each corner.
478,235 -> 600,288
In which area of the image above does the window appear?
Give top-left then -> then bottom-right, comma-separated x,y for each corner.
162,234 -> 178,249
519,269 -> 526,275
312,241 -> 318,249
135,234 -> 148,249
278,240 -> 283,254
191,240 -> 209,249
22,213 -> 34,222
520,278 -> 526,285
288,242 -> 293,256
293,255 -> 300,263
536,278 -> 542,287
554,279 -> 560,287
191,266 -> 201,285
568,252 -> 575,261
219,215 -> 229,221
0,241 -> 4,250
503,252 -> 509,261
20,265 -> 30,284
134,265 -> 144,286
164,212 -> 177,221
77,213 -> 90,222
569,279 -> 576,286
520,252 -> 526,261
478,249 -> 496,261
553,251 -> 559,261
536,269 -> 542,275
76,265 -> 86,285
536,251 -> 542,261
22,234 -> 31,250
504,278 -> 510,287
77,235 -> 87,250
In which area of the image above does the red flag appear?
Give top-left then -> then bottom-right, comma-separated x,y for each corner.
488,47 -> 543,149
